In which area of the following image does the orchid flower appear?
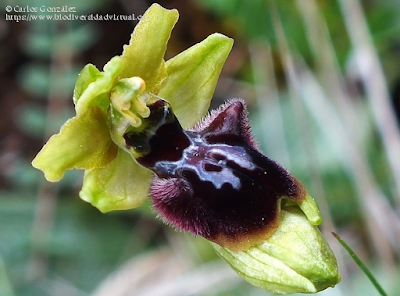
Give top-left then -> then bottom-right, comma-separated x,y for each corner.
32,4 -> 340,294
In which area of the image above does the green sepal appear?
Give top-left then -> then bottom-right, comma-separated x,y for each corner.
75,56 -> 123,115
159,33 -> 233,129
213,208 -> 340,295
118,4 -> 179,92
79,148 -> 153,212
32,107 -> 118,182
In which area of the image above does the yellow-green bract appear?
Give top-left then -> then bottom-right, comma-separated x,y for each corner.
213,208 -> 341,294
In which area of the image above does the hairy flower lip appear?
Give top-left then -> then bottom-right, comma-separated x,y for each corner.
124,99 -> 308,251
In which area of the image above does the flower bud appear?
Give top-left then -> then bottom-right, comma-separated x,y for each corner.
212,207 -> 340,294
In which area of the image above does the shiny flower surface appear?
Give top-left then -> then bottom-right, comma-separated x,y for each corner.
128,99 -> 307,251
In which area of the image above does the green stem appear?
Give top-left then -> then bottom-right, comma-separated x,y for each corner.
332,232 -> 388,296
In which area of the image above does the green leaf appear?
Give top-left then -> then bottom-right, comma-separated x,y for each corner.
75,56 -> 123,115
32,107 -> 118,182
159,33 -> 233,129
79,149 -> 153,212
119,3 -> 179,92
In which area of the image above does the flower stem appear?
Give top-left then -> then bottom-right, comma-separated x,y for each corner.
332,232 -> 388,296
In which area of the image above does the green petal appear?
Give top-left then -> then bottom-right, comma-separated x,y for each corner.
75,56 -> 123,115
119,4 -> 179,92
79,148 -> 153,212
32,107 -> 118,182
73,64 -> 102,104
159,33 -> 233,129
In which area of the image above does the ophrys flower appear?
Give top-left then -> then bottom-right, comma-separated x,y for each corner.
32,4 -> 340,294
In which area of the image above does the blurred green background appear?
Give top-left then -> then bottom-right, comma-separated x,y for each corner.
1,0 -> 400,295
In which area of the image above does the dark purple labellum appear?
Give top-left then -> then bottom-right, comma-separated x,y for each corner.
124,99 -> 306,251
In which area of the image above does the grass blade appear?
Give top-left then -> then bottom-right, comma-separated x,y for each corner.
332,232 -> 388,296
